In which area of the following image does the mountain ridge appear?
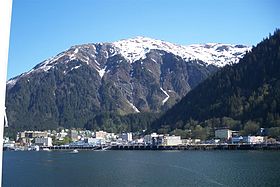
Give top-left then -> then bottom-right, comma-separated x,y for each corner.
7,36 -> 250,87
6,36 -> 250,133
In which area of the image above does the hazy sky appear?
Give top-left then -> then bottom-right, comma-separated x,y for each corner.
7,0 -> 280,79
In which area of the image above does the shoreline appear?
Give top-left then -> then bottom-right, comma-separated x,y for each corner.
5,143 -> 280,151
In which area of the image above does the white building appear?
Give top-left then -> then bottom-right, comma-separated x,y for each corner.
135,138 -> 144,144
84,138 -> 103,146
144,133 -> 164,145
244,136 -> 264,144
35,137 -> 52,146
163,135 -> 182,146
215,129 -> 232,140
121,132 -> 133,142
57,131 -> 68,141
106,133 -> 117,141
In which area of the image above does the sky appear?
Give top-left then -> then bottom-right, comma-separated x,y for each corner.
7,0 -> 280,79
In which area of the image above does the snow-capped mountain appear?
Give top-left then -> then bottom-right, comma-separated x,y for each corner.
7,36 -> 250,87
6,36 -> 250,130
113,36 -> 249,66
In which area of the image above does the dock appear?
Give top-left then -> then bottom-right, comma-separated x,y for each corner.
40,143 -> 280,151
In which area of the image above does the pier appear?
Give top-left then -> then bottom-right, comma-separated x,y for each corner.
39,143 -> 280,151
110,143 -> 280,151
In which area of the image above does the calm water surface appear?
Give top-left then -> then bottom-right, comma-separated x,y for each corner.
3,150 -> 280,187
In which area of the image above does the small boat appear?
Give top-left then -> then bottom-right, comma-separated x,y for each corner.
101,146 -> 110,151
70,149 -> 79,153
42,148 -> 51,151
34,145 -> 40,151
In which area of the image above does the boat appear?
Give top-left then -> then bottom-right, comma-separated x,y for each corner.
70,149 -> 79,153
42,148 -> 51,151
34,145 -> 40,151
101,146 -> 110,151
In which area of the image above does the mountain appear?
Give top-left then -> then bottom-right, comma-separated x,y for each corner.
6,36 -> 250,132
152,30 -> 280,138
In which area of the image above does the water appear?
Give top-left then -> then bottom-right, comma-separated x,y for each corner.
3,150 -> 280,187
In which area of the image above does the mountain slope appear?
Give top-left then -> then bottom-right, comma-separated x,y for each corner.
6,37 -> 250,132
153,30 -> 280,132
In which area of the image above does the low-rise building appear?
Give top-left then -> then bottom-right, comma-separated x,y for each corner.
56,131 -> 68,141
163,135 -> 182,146
35,137 -> 52,146
215,129 -> 232,140
84,138 -> 102,146
95,131 -> 107,139
106,133 -> 117,141
144,133 -> 164,145
193,139 -> 201,144
244,136 -> 264,144
19,131 -> 48,139
135,138 -> 144,144
181,139 -> 192,145
70,129 -> 79,141
231,136 -> 244,144
121,132 -> 133,142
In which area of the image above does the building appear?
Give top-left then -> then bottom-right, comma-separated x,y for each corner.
121,132 -> 133,142
84,138 -> 104,146
231,136 -> 244,144
163,135 -> 182,146
244,136 -> 264,144
70,129 -> 79,141
106,133 -> 117,141
144,133 -> 164,145
35,137 -> 52,146
57,130 -> 68,141
19,131 -> 48,139
215,129 -> 232,140
95,131 -> 107,139
181,139 -> 192,145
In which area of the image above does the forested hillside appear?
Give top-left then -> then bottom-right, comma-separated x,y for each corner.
152,30 -> 280,140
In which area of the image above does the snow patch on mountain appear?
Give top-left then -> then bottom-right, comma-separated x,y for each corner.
113,36 -> 251,67
94,62 -> 107,78
127,100 -> 140,113
70,65 -> 82,71
98,66 -> 107,78
6,78 -> 17,87
160,87 -> 170,105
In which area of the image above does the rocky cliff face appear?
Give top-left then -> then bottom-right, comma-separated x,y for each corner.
6,36 -> 250,130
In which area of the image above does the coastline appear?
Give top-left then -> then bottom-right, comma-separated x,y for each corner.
6,143 -> 279,151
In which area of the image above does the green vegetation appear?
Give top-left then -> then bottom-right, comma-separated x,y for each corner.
152,29 -> 280,139
52,136 -> 72,146
84,112 -> 160,133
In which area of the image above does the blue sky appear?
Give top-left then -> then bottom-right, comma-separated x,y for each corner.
7,0 -> 280,79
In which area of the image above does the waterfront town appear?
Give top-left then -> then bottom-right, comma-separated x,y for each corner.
3,127 -> 280,151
